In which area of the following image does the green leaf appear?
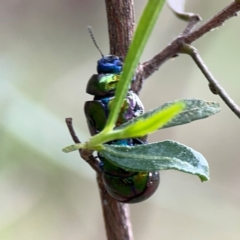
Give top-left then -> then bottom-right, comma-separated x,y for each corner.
82,0 -> 167,148
100,140 -> 209,182
63,0 -> 166,152
116,99 -> 220,130
111,101 -> 185,139
84,101 -> 184,150
101,0 -> 166,133
62,102 -> 184,153
162,99 -> 220,128
63,99 -> 219,153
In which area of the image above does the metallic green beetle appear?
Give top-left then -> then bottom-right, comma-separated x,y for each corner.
84,55 -> 160,203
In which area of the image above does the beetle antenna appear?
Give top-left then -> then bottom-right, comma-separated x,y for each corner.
87,26 -> 104,57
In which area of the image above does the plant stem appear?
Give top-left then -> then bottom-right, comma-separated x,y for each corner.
105,0 -> 135,56
181,45 -> 240,118
100,1 -> 136,239
65,118 -> 100,173
97,174 -> 134,240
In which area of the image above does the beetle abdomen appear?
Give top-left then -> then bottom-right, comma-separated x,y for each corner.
102,169 -> 160,203
84,56 -> 160,203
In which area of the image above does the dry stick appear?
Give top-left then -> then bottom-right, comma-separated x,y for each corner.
133,1 -> 240,118
65,118 -> 100,173
181,45 -> 240,118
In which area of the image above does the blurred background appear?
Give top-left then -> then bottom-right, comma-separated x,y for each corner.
1,0 -> 240,239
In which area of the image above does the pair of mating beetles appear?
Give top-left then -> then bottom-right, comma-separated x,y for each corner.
84,30 -> 159,203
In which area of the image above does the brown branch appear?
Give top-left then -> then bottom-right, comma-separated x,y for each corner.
132,1 -> 240,93
184,1 -> 240,44
181,45 -> 240,118
105,0 -> 135,56
97,174 -> 134,240
65,118 -> 100,173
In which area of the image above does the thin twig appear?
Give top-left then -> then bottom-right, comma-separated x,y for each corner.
65,118 -> 101,173
181,14 -> 201,35
65,118 -> 82,144
184,1 -> 240,44
181,45 -> 240,118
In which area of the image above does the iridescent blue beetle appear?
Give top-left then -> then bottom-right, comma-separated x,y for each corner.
84,27 -> 160,203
